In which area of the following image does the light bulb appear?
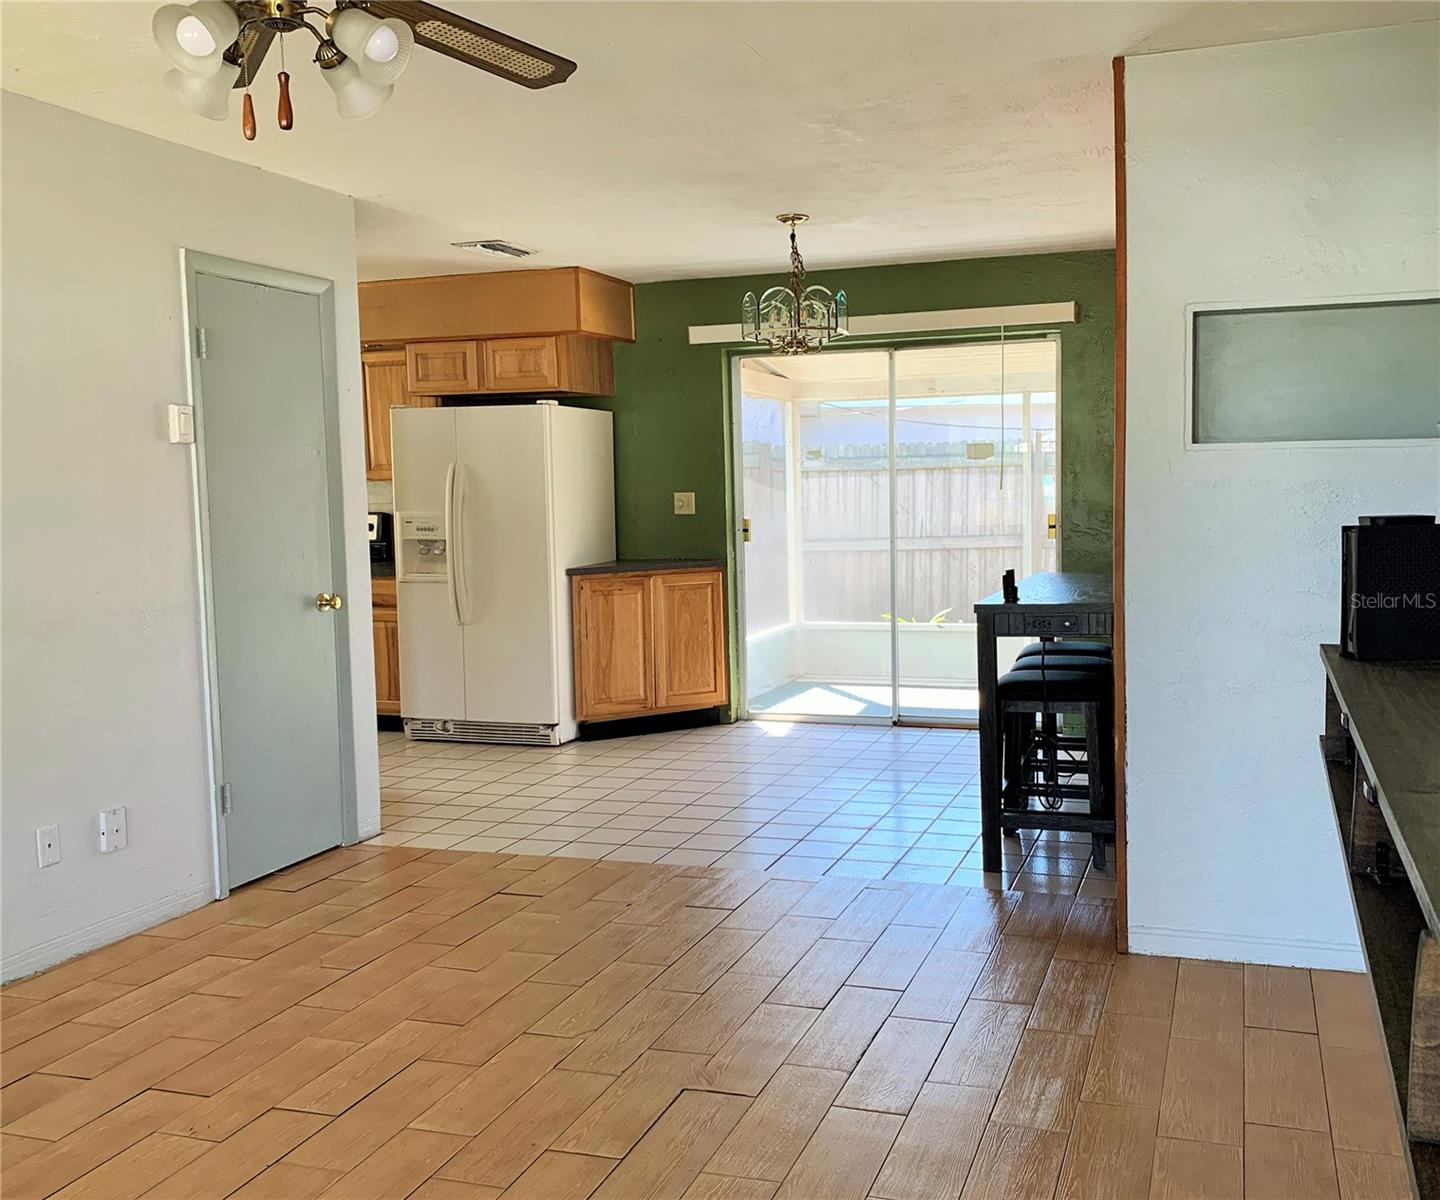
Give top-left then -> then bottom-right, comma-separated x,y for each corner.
174,14 -> 217,57
153,2 -> 239,78
366,25 -> 399,63
330,9 -> 413,85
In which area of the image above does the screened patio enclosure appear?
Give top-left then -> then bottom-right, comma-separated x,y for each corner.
735,338 -> 1059,723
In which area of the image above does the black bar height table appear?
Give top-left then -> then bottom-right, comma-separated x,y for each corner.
973,572 -> 1114,872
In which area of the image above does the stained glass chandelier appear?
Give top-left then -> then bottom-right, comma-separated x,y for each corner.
740,214 -> 849,355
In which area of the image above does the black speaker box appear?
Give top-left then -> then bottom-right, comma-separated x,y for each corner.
1341,516 -> 1440,661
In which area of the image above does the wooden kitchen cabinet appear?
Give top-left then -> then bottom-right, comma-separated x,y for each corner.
363,350 -> 438,482
372,576 -> 401,716
572,566 -> 728,722
360,267 -> 635,345
405,340 -> 480,394
483,335 -> 615,395
573,574 -> 654,720
652,570 -> 727,711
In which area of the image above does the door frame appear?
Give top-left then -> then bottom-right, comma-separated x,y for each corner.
180,250 -> 359,898
729,332 -> 1064,727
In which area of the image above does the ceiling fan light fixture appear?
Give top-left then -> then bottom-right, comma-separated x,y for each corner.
331,8 -> 414,85
322,56 -> 394,118
163,60 -> 241,119
152,1 -> 239,76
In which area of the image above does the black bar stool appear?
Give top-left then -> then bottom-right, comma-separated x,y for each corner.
998,650 -> 1114,869
1015,639 -> 1112,661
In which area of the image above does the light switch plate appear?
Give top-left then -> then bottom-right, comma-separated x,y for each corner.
167,404 -> 195,444
673,492 -> 696,516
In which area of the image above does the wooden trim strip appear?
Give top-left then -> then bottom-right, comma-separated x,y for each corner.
687,301 -> 1078,345
1112,54 -> 1129,955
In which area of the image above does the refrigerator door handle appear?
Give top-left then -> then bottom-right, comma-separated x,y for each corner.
452,463 -> 472,624
443,461 -> 463,625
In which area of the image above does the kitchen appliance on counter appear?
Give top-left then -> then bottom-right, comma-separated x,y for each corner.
368,512 -> 394,565
391,403 -> 615,744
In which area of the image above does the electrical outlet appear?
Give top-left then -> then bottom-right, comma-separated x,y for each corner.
98,807 -> 129,853
673,492 -> 696,516
36,825 -> 61,868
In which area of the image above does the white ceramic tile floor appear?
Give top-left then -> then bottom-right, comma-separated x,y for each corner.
368,720 -> 1117,896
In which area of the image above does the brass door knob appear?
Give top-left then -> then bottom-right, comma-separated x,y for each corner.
315,592 -> 344,611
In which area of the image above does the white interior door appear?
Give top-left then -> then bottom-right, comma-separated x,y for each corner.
455,406 -> 557,723
194,269 -> 346,887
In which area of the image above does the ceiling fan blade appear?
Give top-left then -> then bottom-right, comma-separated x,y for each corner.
226,22 -> 275,89
361,1 -> 576,89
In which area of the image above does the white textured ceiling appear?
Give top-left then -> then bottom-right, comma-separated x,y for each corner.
3,1 -> 1435,282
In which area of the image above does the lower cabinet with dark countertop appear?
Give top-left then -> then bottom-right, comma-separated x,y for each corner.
569,561 -> 728,722
372,574 -> 401,716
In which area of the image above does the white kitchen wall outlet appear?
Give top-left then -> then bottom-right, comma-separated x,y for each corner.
167,404 -> 195,444
36,824 -> 61,868
98,806 -> 129,853
673,492 -> 696,516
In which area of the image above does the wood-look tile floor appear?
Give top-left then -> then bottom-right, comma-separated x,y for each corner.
0,844 -> 1411,1200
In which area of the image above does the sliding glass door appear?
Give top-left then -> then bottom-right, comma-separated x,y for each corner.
892,341 -> 1057,720
736,336 -> 1059,725
739,350 -> 894,719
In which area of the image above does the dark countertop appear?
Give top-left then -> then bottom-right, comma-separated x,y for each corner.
974,571 -> 1112,614
1321,644 -> 1440,932
567,558 -> 726,577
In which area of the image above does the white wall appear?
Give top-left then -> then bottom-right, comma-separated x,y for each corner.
1,94 -> 380,981
1124,25 -> 1440,970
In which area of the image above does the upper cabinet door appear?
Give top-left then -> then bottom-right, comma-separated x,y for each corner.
363,350 -> 438,482
484,337 -> 561,393
362,350 -> 407,481
406,340 -> 481,394
653,569 -> 728,712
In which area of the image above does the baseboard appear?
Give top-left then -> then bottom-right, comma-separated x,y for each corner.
1128,921 -> 1367,972
1,882 -> 215,985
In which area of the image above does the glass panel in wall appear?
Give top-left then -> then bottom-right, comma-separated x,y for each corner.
1193,298 -> 1440,444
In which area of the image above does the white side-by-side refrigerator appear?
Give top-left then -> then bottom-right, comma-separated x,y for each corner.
391,403 -> 615,745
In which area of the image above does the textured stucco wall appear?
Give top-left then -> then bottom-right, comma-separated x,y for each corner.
1124,25 -> 1440,969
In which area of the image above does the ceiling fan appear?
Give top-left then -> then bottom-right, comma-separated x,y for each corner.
153,0 -> 575,139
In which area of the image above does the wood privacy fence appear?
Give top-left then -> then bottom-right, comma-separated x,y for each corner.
797,441 -> 1055,622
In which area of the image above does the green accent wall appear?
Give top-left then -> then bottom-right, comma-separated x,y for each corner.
601,249 -> 1116,579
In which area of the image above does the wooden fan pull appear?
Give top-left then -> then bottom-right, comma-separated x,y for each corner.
242,91 -> 257,141
277,71 -> 293,130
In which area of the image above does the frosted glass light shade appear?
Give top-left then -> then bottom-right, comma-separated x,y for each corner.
323,59 -> 393,118
331,9 -> 414,85
163,61 -> 240,119
153,1 -> 239,77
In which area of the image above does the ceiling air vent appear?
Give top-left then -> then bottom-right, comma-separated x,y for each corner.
452,239 -> 537,259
